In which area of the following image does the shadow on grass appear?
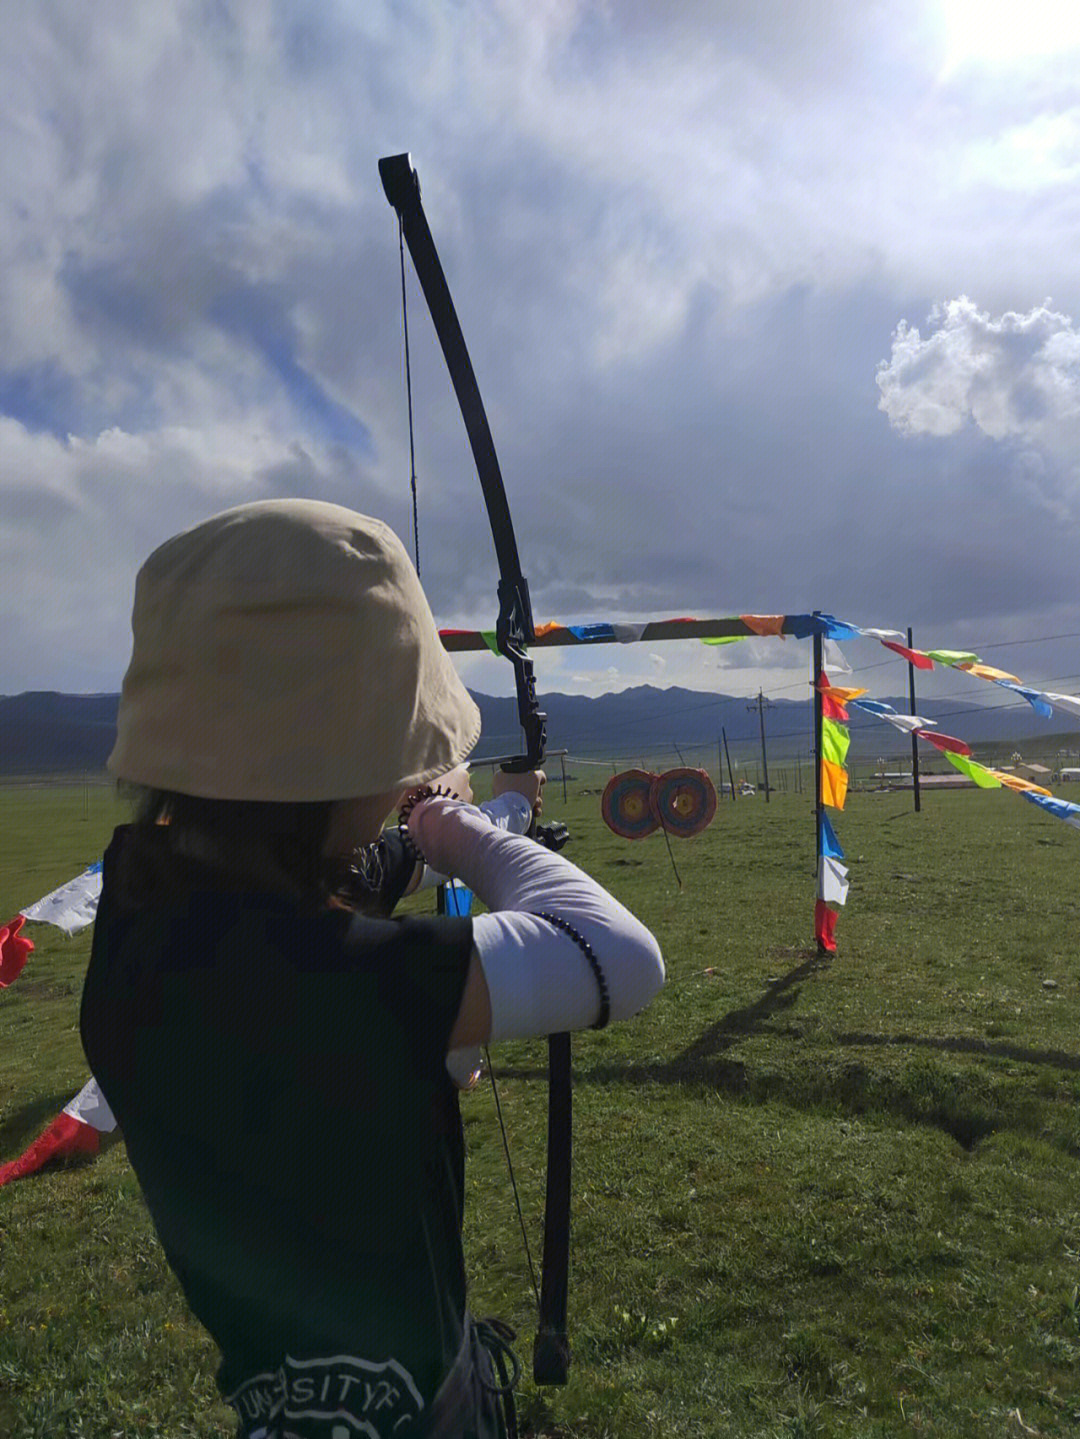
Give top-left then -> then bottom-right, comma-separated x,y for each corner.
0,1090 -> 76,1149
493,951 -> 1080,1153
830,1029 -> 1080,1072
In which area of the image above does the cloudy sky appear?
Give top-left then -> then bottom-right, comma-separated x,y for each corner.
3,0 -> 1080,719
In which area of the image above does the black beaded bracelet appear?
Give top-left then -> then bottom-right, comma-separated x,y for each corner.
397,784 -> 456,865
533,912 -> 611,1030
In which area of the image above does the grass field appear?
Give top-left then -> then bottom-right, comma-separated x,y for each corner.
1,774 -> 1079,1437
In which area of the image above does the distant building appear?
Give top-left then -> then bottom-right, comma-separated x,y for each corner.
1018,762 -> 1053,786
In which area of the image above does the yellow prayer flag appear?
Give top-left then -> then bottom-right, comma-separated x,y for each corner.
957,662 -> 1021,684
990,771 -> 1053,796
821,758 -> 849,810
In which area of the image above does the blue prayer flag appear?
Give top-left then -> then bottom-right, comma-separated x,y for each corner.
819,812 -> 845,860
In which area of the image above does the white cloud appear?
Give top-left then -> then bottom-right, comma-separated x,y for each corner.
876,297 -> 1080,449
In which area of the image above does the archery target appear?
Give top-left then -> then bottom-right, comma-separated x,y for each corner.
601,769 -> 660,839
650,768 -> 717,838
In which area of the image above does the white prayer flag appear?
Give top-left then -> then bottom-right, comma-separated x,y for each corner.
1044,692 -> 1080,719
817,856 -> 850,906
21,863 -> 103,935
63,1078 -> 118,1134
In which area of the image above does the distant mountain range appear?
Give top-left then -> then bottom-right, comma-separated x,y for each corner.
1,686 -> 1074,776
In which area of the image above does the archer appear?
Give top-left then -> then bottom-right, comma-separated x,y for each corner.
80,499 -> 665,1438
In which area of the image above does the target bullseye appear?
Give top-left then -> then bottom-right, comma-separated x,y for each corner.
650,768 -> 717,838
601,769 -> 661,839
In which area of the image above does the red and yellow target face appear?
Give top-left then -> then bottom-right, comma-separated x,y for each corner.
601,769 -> 661,839
649,768 -> 717,838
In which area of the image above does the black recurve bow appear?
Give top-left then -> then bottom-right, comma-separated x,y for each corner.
379,152 -> 571,1387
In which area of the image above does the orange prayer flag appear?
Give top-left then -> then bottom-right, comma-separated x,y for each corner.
533,622 -> 564,638
821,684 -> 867,704
820,759 -> 849,810
740,614 -> 786,637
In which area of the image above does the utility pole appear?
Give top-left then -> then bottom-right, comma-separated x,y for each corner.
748,690 -> 774,802
721,726 -> 737,800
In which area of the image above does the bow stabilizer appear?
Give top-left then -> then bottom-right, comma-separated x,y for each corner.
379,152 -> 568,1386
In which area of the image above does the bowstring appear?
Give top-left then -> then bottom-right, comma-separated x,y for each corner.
449,872 -> 542,1315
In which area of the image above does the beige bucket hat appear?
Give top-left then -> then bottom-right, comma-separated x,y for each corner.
108,499 -> 482,801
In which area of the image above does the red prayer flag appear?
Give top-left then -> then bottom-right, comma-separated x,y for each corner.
0,914 -> 33,987
915,729 -> 972,757
881,640 -> 934,670
814,900 -> 838,954
821,693 -> 849,722
0,1111 -> 100,1187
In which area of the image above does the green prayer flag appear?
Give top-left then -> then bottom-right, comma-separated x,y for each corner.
927,649 -> 980,667
821,718 -> 851,766
480,630 -> 500,656
702,635 -> 749,646
946,751 -> 1001,788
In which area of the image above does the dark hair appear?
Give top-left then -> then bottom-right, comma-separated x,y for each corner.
115,784 -> 336,911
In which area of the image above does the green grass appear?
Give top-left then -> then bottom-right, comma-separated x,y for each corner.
2,777 -> 1080,1436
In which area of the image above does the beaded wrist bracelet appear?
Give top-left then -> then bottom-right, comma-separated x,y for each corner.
396,784 -> 457,865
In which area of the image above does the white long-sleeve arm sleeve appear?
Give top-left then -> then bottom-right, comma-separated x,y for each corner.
408,796 -> 665,1043
414,791 -> 533,890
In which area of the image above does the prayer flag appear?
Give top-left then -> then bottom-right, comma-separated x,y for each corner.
817,678 -> 868,703
0,915 -> 33,987
568,623 -> 616,642
1022,791 -> 1080,828
857,627 -> 905,641
915,730 -> 971,757
611,622 -> 648,643
989,772 -> 1052,797
824,639 -> 852,673
880,640 -> 934,670
818,856 -> 850,906
927,649 -> 980,667
814,900 -> 839,953
821,759 -> 849,810
740,614 -> 786,636
821,693 -> 848,722
702,635 -> 749,645
994,680 -> 1054,719
956,662 -> 1021,684
481,630 -> 500,655
1043,692 -> 1080,719
851,699 -> 896,716
817,614 -> 863,642
880,713 -> 933,736
819,813 -> 844,860
945,752 -> 1002,788
0,1079 -> 116,1188
21,862 -> 103,936
821,718 -> 851,766
784,614 -> 824,638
